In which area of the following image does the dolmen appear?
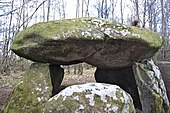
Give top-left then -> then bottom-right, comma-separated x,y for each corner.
3,17 -> 170,113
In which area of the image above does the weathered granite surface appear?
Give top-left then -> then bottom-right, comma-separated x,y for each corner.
6,17 -> 168,113
11,17 -> 163,68
4,63 -> 52,113
45,83 -> 136,113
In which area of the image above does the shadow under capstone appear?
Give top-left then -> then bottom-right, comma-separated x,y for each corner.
95,66 -> 142,110
49,64 -> 142,110
49,64 -> 64,97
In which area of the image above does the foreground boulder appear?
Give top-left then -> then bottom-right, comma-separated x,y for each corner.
4,63 -> 53,113
11,17 -> 163,68
45,83 -> 136,113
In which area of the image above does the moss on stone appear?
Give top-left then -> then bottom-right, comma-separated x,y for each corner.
133,59 -> 170,113
129,26 -> 163,48
12,17 -> 163,51
11,17 -> 163,68
45,83 -> 136,113
12,18 -> 87,49
4,63 -> 52,113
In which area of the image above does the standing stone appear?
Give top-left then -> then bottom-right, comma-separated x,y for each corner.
156,61 -> 170,101
4,63 -> 52,113
94,67 -> 142,110
133,59 -> 170,113
49,65 -> 64,96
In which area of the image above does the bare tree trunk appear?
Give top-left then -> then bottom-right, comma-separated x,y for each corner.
25,3 -> 29,28
35,1 -> 38,23
61,0 -> 65,19
81,0 -> 84,17
85,0 -> 90,17
9,25 -> 16,67
1,0 -> 14,75
76,0 -> 80,18
161,0 -> 166,36
148,0 -> 153,30
110,0 -> 118,21
43,1 -> 46,21
153,8 -> 157,32
47,0 -> 51,21
135,0 -> 139,20
101,0 -> 104,18
142,0 -> 147,28
95,0 -> 109,19
52,1 -> 56,20
120,0 -> 123,23
96,1 -> 101,18
160,0 -> 166,59
22,0 -> 25,29
110,0 -> 114,20
104,0 -> 109,19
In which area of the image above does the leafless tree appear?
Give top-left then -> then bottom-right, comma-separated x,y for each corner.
110,0 -> 117,20
85,0 -> 90,17
135,0 -> 139,20
47,0 -> 51,21
61,0 -> 65,19
76,0 -> 80,18
120,0 -> 123,24
94,0 -> 110,19
1,0 -> 14,74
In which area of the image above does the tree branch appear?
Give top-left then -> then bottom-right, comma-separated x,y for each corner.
18,0 -> 47,29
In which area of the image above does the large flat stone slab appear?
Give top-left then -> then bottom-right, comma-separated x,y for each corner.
11,17 -> 163,68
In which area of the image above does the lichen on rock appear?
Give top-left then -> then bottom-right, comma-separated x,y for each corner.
45,83 -> 136,113
3,63 -> 53,113
133,59 -> 170,113
6,17 -> 167,113
11,17 -> 163,68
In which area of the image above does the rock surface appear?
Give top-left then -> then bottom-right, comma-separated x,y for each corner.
8,17 -> 166,113
3,63 -> 53,113
156,61 -> 170,101
133,59 -> 170,113
94,59 -> 170,113
0,87 -> 12,112
45,83 -> 136,113
95,66 -> 141,109
49,65 -> 64,96
11,17 -> 163,68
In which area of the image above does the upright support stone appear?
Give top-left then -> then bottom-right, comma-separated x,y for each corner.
156,61 -> 170,101
133,59 -> 170,113
49,65 -> 64,96
4,63 -> 53,113
94,67 -> 142,110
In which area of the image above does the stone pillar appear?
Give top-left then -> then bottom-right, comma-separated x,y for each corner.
133,59 -> 170,113
94,66 -> 142,110
156,61 -> 170,101
49,65 -> 64,96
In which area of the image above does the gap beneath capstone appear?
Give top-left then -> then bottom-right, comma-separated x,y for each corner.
49,63 -> 142,110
